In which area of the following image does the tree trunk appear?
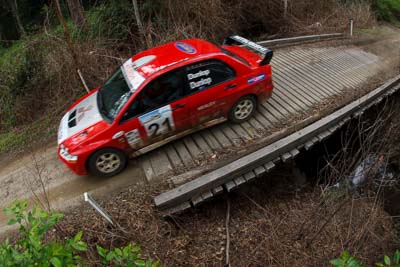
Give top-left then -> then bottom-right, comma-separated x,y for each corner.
132,0 -> 153,48
65,0 -> 86,30
53,0 -> 89,93
6,0 -> 25,36
53,0 -> 79,71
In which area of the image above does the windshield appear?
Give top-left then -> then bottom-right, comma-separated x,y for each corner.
98,68 -> 133,121
97,56 -> 155,121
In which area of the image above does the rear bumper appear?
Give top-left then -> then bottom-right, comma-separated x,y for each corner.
259,83 -> 274,103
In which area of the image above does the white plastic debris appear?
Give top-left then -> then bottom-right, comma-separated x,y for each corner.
348,154 -> 396,190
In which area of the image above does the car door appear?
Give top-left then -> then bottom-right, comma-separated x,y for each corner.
117,68 -> 191,150
184,59 -> 237,125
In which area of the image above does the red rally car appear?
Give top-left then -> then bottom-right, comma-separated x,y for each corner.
57,35 -> 274,177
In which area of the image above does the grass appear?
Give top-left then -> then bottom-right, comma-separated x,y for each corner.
354,25 -> 396,37
0,117 -> 57,157
0,40 -> 33,129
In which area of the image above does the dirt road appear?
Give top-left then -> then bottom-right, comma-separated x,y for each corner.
0,142 -> 148,234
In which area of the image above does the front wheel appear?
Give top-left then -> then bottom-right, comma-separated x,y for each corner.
228,96 -> 257,123
88,148 -> 127,177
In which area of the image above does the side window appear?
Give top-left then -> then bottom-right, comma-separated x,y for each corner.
121,68 -> 185,122
185,60 -> 236,93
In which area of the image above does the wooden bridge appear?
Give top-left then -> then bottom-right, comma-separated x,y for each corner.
141,44 -> 382,180
148,34 -> 400,214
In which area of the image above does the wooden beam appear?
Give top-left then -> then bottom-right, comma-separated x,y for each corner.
257,33 -> 345,48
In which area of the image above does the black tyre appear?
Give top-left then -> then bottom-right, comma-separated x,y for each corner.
228,95 -> 257,123
88,148 -> 127,177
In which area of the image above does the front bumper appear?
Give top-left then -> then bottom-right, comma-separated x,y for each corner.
58,146 -> 88,175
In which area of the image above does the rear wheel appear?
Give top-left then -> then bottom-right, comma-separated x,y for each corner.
229,95 -> 257,123
88,148 -> 127,177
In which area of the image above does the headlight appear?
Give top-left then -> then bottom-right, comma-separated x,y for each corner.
59,144 -> 78,163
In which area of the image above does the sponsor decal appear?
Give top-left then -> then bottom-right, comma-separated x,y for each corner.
58,92 -> 102,144
187,69 -> 210,80
188,69 -> 212,90
125,129 -> 143,148
199,115 -> 211,123
197,101 -> 216,111
139,105 -> 175,138
76,105 -> 93,123
190,78 -> 212,90
121,59 -> 146,92
175,42 -> 197,54
248,74 -> 266,84
78,131 -> 88,137
231,35 -> 269,54
131,55 -> 155,69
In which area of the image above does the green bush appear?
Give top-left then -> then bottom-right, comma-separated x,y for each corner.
0,200 -> 160,266
0,38 -> 48,130
0,41 -> 31,129
0,200 -> 87,266
330,251 -> 364,267
375,0 -> 400,24
376,250 -> 400,267
97,243 -> 160,267
0,31 -> 87,134
85,0 -> 166,45
86,1 -> 137,41
330,250 -> 400,267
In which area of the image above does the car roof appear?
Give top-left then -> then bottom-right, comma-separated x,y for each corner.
131,39 -> 221,79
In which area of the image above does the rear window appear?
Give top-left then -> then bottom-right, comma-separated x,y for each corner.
221,48 -> 250,66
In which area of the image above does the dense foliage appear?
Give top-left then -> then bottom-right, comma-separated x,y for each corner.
0,200 -> 87,266
375,0 -> 400,25
0,200 -> 159,266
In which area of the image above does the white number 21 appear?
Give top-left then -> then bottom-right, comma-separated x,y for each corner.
139,105 -> 175,138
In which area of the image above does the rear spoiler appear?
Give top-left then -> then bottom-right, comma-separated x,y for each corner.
223,35 -> 273,66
